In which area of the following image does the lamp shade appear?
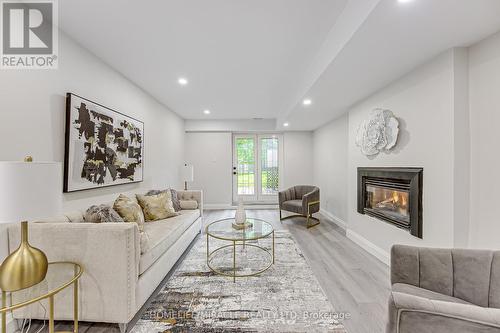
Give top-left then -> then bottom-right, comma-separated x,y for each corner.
180,164 -> 194,182
0,162 -> 62,223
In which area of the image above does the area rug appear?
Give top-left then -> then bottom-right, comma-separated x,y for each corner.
131,230 -> 347,333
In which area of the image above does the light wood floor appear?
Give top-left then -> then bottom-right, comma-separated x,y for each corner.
29,209 -> 390,333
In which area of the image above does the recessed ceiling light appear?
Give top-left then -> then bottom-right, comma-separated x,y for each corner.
203,109 -> 211,115
398,0 -> 414,3
283,122 -> 289,127
178,77 -> 188,85
302,99 -> 312,106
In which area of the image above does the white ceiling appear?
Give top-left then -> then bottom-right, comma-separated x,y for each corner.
59,0 -> 500,130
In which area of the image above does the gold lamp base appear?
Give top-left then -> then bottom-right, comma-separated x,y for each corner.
0,221 -> 48,292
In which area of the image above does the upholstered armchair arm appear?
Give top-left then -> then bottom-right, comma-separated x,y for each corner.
177,190 -> 203,216
7,222 -> 140,324
387,291 -> 500,333
302,188 -> 320,214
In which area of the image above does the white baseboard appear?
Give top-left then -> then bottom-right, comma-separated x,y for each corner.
346,229 -> 390,265
204,204 -> 234,210
319,209 -> 347,229
204,204 -> 278,210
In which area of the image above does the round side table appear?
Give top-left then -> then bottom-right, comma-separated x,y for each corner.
0,261 -> 83,333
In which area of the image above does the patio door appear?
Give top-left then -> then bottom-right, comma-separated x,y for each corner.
232,134 -> 283,204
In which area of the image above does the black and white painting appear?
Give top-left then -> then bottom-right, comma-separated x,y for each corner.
64,93 -> 144,192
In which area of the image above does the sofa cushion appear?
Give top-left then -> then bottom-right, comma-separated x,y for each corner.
139,209 -> 200,275
180,200 -> 198,210
146,189 -> 181,212
282,199 -> 303,214
64,211 -> 84,223
34,214 -> 70,223
393,283 -> 471,305
170,189 -> 181,212
114,194 -> 145,232
136,192 -> 177,222
84,204 -> 124,223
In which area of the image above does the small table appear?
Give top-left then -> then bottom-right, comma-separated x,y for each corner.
206,218 -> 274,282
0,262 -> 83,333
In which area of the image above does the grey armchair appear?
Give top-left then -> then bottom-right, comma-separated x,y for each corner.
387,245 -> 500,333
278,185 -> 320,228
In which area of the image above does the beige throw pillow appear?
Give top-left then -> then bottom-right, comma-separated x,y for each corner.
113,194 -> 145,232
136,191 -> 178,222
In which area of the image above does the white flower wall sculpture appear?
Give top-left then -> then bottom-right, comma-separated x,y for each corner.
355,108 -> 399,156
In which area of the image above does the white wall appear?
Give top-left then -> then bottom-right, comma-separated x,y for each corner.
312,49 -> 474,263
0,32 -> 185,211
347,51 -> 458,259
283,132 -> 313,189
185,132 -> 233,208
313,114 -> 348,224
185,131 -> 313,207
468,31 -> 500,250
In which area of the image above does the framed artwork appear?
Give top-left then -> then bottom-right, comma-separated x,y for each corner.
64,93 -> 144,192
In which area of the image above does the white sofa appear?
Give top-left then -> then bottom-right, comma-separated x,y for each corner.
4,190 -> 203,332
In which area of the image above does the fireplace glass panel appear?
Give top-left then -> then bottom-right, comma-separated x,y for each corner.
365,185 -> 410,224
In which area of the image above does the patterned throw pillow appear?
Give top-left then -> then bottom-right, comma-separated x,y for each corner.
136,192 -> 178,222
84,205 -> 124,223
146,189 -> 181,212
170,189 -> 181,212
113,194 -> 145,232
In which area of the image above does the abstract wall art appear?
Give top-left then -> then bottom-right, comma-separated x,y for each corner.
64,93 -> 144,192
355,108 -> 399,156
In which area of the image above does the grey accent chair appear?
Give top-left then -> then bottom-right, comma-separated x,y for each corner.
278,185 -> 320,228
387,245 -> 500,333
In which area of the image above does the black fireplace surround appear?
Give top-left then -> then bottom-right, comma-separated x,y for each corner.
357,167 -> 423,238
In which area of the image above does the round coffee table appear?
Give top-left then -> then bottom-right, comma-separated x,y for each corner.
0,262 -> 83,333
206,218 -> 274,282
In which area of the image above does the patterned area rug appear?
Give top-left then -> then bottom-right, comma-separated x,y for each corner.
132,230 -> 347,332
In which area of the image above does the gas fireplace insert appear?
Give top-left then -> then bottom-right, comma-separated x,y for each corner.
357,167 -> 423,238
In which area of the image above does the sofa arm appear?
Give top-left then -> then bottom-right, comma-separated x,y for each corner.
177,190 -> 203,215
387,291 -> 500,333
7,222 -> 140,324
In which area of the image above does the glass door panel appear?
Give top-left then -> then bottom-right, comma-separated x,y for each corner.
233,135 -> 257,202
233,134 -> 282,203
259,137 -> 279,196
236,137 -> 255,195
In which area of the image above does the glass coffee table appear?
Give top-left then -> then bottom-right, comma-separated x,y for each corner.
206,218 -> 274,282
0,262 -> 83,333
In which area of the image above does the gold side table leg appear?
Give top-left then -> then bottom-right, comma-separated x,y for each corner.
74,265 -> 79,333
206,233 -> 209,264
233,241 -> 236,283
1,291 -> 6,333
49,295 -> 54,333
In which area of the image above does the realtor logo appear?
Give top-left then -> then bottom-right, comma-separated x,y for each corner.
1,0 -> 58,69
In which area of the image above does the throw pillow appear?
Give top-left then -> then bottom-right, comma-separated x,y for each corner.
170,189 -> 181,212
136,192 -> 178,222
179,199 -> 198,210
84,204 -> 124,223
113,194 -> 145,232
146,189 -> 181,212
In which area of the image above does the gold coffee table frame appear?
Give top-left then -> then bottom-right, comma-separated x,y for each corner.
206,218 -> 275,282
1,261 -> 83,333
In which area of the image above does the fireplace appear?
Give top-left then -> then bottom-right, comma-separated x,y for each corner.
357,167 -> 423,238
